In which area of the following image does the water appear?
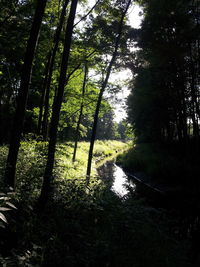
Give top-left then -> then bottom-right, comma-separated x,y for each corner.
98,161 -> 136,197
111,163 -> 136,197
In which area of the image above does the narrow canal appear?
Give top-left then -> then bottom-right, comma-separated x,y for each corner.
97,160 -> 136,197
97,159 -> 200,253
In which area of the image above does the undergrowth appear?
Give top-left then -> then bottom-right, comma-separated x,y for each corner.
0,140 -> 129,202
117,142 -> 200,186
0,140 -> 194,266
0,180 -> 192,267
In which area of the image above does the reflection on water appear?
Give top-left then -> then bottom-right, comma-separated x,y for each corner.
98,161 -> 136,197
111,164 -> 136,197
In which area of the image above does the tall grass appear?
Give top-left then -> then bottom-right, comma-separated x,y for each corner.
0,140 -> 129,199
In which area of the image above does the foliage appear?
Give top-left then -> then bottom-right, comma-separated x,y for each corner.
0,0 -> 198,265
117,142 -> 200,186
0,179 -> 192,267
127,0 -> 200,146
117,119 -> 134,140
58,68 -> 113,141
0,140 -> 129,201
54,140 -> 129,180
0,140 -> 193,267
0,192 -> 17,227
125,0 -> 200,197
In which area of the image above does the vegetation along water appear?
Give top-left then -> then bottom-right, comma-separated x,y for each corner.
0,0 -> 200,266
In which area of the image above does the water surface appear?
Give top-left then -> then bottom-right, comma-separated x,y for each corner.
98,161 -> 136,197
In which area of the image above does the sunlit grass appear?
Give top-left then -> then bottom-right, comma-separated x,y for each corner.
54,140 -> 130,180
0,140 -> 130,197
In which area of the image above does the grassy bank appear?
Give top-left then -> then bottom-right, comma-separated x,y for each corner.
0,140 -> 129,198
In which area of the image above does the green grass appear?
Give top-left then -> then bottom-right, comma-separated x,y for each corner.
54,140 -> 130,180
0,140 -> 129,199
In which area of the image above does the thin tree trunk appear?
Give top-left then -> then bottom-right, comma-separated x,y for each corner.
5,0 -> 47,189
41,0 -> 70,140
37,52 -> 52,135
38,0 -> 78,206
86,0 -> 132,183
72,63 -> 88,162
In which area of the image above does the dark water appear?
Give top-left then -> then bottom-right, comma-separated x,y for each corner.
98,161 -> 200,263
97,161 -> 136,197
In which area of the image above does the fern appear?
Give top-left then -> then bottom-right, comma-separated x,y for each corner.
0,192 -> 17,227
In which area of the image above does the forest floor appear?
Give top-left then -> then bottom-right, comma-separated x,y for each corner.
0,140 -> 197,266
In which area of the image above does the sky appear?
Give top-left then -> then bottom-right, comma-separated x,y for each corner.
109,4 -> 143,122
76,1 -> 143,123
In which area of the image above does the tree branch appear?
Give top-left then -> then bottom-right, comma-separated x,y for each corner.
73,0 -> 101,28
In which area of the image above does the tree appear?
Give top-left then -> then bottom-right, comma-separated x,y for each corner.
72,62 -> 88,162
96,108 -> 118,140
0,0 -> 35,144
38,0 -> 70,140
117,120 -> 128,140
5,0 -> 48,189
39,0 -> 79,206
86,0 -> 132,182
128,0 -> 200,147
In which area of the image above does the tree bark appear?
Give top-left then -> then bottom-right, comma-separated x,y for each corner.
41,0 -> 70,140
5,0 -> 47,189
72,63 -> 88,162
37,52 -> 52,135
39,0 -> 78,206
86,0 -> 132,183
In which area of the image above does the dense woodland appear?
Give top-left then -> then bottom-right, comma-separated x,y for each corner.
0,0 -> 129,146
125,0 -> 200,186
128,0 -> 200,145
0,0 -> 200,266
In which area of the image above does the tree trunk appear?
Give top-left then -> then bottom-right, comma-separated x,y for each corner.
41,0 -> 70,140
37,52 -> 52,135
38,0 -> 78,207
72,63 -> 88,162
86,0 -> 132,183
5,0 -> 47,189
